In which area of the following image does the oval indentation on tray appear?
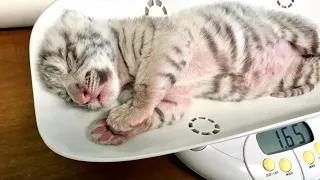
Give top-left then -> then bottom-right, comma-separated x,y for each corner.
277,0 -> 295,9
145,0 -> 168,16
188,117 -> 221,135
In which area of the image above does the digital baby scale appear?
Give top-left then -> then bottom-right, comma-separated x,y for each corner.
29,0 -> 320,179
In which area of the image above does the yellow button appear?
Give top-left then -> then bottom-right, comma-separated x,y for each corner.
314,142 -> 320,155
303,151 -> 315,164
279,158 -> 292,172
263,158 -> 275,171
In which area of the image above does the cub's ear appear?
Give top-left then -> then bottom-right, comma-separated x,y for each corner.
59,9 -> 93,24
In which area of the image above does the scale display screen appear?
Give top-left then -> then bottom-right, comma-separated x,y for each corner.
256,122 -> 314,155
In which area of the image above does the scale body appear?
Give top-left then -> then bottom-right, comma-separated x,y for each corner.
176,117 -> 320,180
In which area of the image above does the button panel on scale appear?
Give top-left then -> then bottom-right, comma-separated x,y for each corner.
244,135 -> 303,180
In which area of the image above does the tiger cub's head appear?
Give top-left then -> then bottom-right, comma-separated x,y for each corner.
37,10 -> 121,111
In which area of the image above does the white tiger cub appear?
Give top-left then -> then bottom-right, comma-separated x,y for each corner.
38,1 -> 320,145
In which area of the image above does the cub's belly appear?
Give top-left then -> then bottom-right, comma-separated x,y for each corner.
178,39 -> 301,99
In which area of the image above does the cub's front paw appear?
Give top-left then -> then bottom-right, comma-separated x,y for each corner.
87,100 -> 154,145
106,100 -> 153,133
87,118 -> 152,145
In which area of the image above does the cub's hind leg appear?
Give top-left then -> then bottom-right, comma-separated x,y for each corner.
271,84 -> 316,98
213,2 -> 320,56
271,56 -> 320,98
267,11 -> 320,97
266,10 -> 320,56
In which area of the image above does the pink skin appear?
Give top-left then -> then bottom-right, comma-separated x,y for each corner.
185,39 -> 298,96
244,40 -> 299,94
162,87 -> 191,110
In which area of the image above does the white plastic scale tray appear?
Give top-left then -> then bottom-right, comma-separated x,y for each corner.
29,0 -> 320,162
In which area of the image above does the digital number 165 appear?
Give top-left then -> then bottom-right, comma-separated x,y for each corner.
275,124 -> 306,148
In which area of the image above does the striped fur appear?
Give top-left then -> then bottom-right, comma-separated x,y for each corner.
38,2 -> 320,145
271,56 -> 320,98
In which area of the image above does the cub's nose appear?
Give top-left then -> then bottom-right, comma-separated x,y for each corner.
79,88 -> 92,104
